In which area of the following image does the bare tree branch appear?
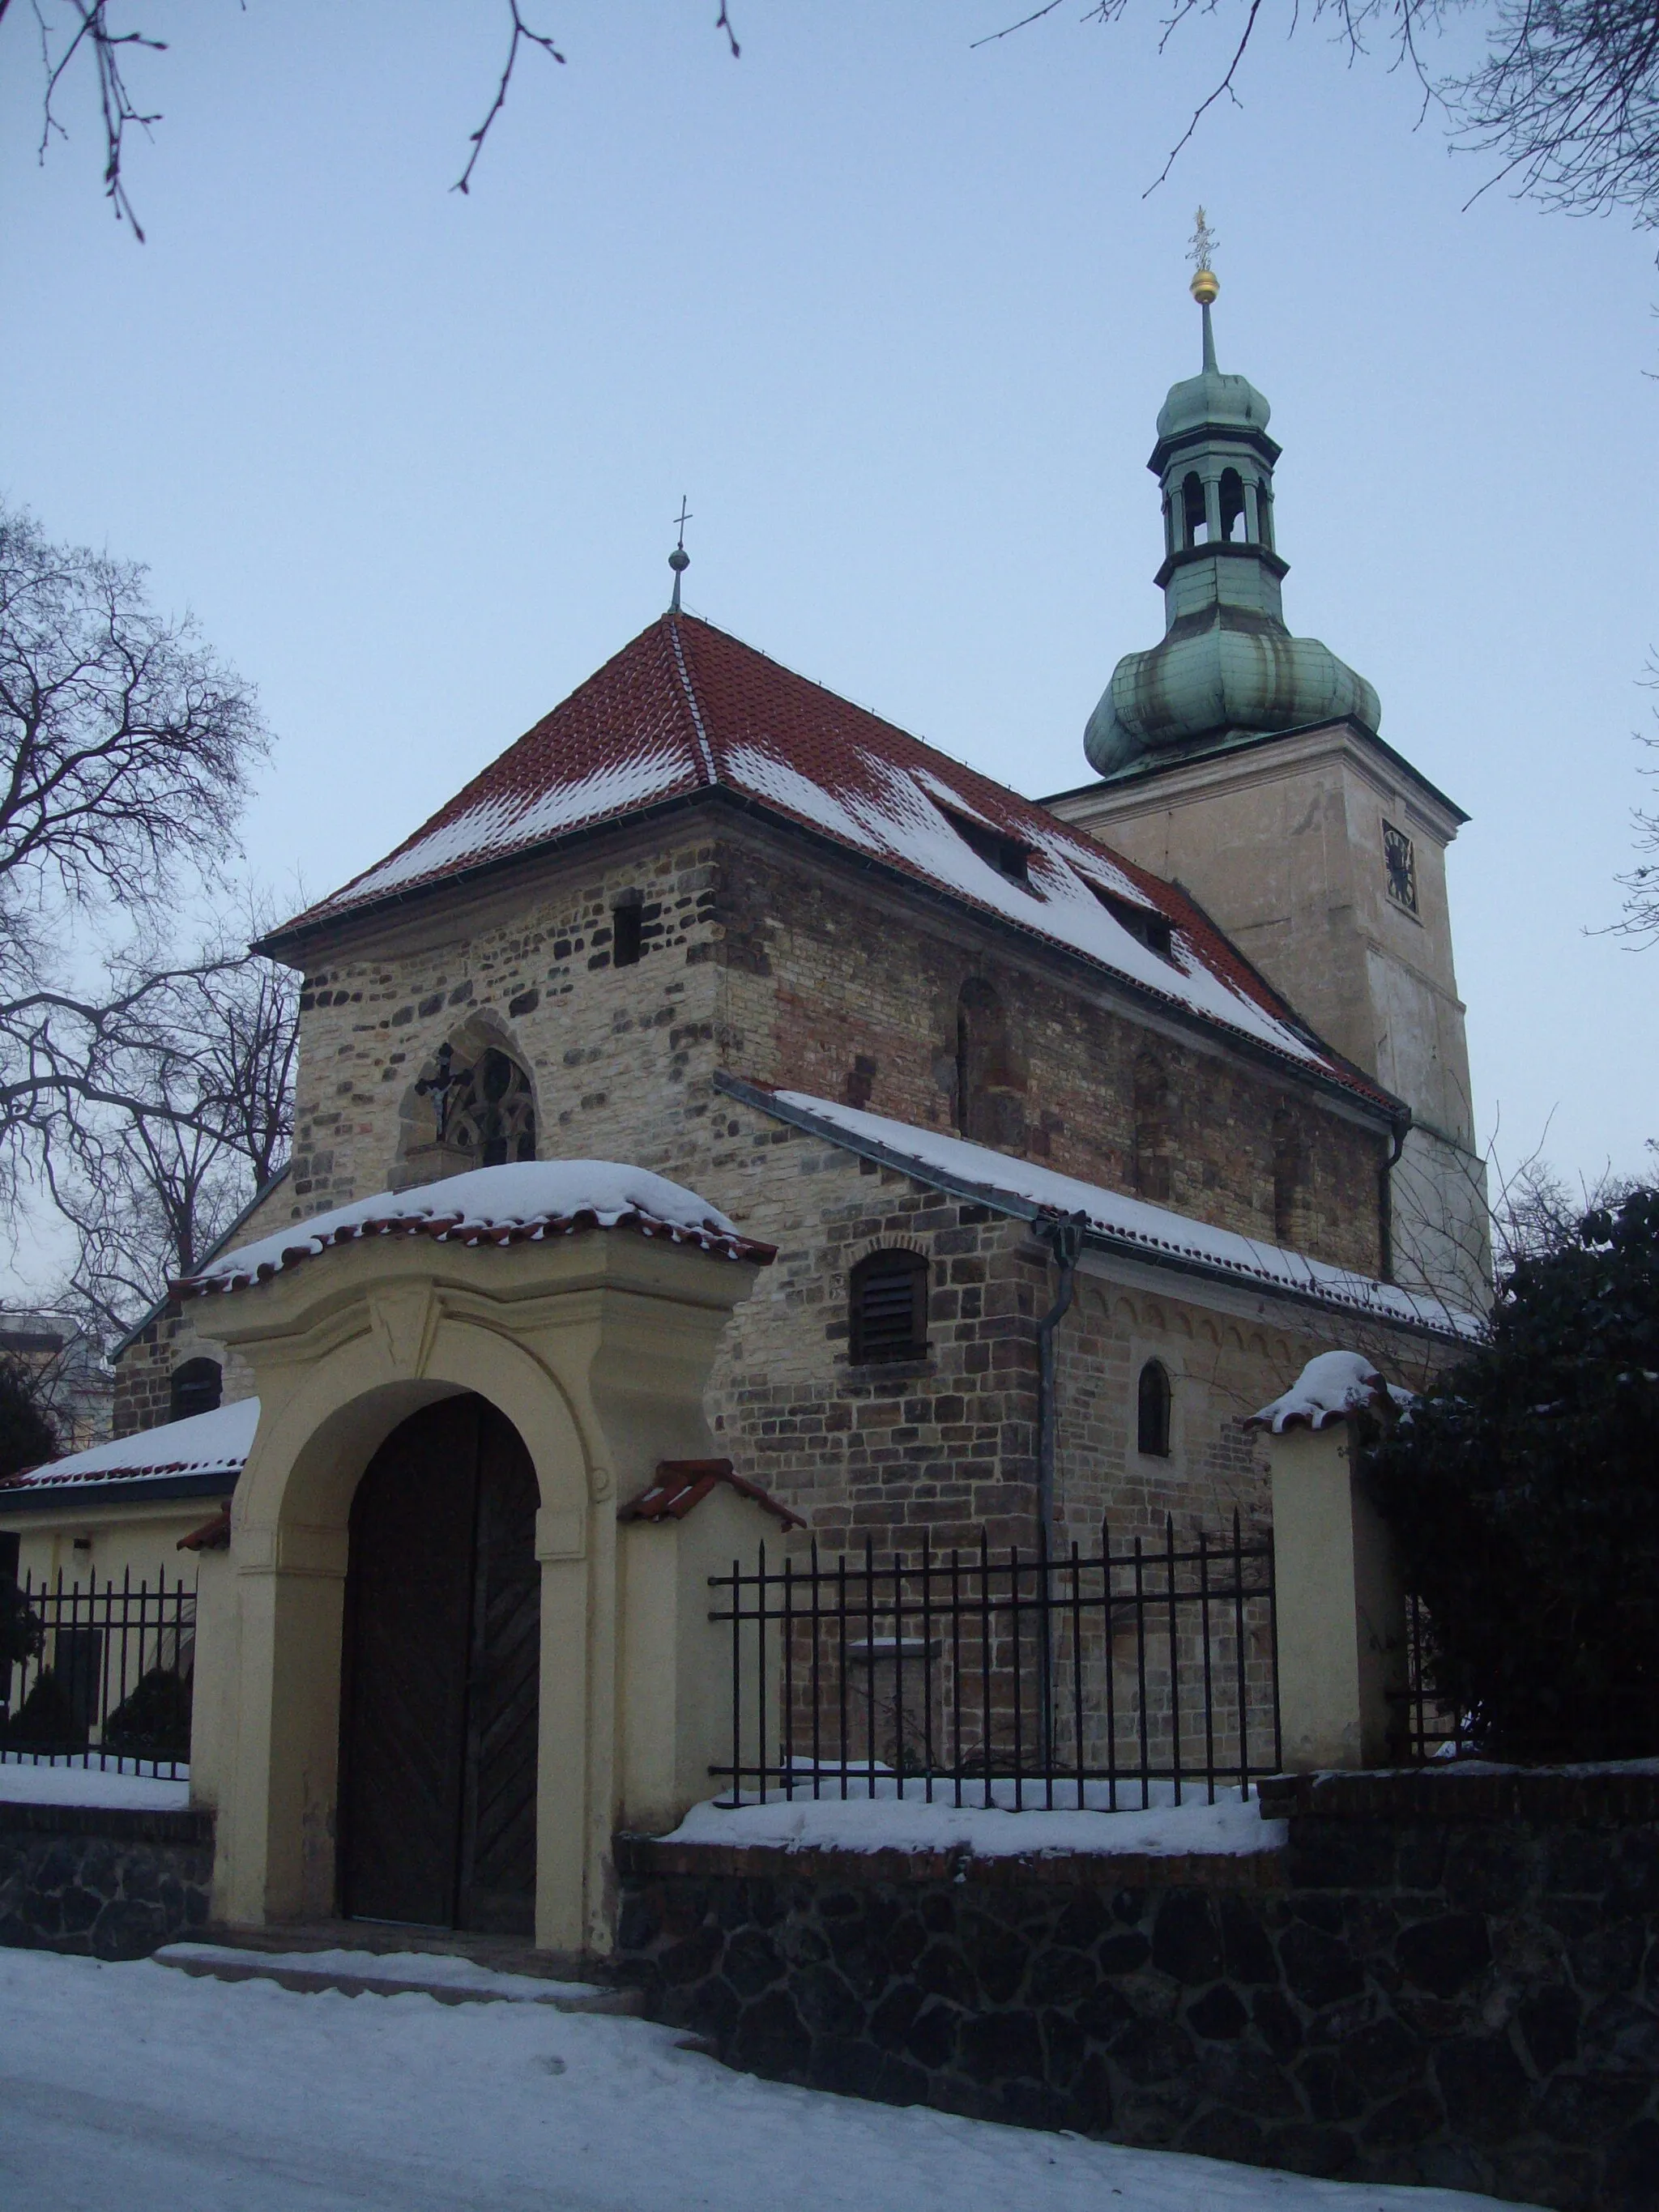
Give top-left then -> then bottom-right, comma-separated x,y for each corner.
30,1 -> 165,241
455,2 -> 566,198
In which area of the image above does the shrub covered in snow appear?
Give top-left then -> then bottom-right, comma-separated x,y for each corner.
1367,1187 -> 1659,1761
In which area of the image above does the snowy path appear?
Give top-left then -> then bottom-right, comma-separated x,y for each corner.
0,1950 -> 1530,2212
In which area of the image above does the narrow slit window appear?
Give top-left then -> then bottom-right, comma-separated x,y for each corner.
1137,1360 -> 1171,1458
849,1249 -> 929,1365
612,898 -> 644,967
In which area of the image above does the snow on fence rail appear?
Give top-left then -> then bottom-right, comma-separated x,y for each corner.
0,1573 -> 195,1781
708,1517 -> 1282,1813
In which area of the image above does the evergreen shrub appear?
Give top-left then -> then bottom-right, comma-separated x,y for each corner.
103,1665 -> 193,1762
1367,1188 -> 1659,1761
4,1667 -> 87,1754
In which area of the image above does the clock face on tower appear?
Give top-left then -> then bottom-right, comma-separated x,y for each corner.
1383,822 -> 1418,914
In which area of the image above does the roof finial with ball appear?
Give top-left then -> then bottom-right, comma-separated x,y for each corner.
1188,207 -> 1220,371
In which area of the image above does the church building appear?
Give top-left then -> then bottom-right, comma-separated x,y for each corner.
0,265 -> 1484,1946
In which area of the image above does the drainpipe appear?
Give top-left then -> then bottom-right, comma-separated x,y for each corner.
1035,1209 -> 1089,1536
1034,1208 -> 1088,1764
1378,1116 -> 1410,1285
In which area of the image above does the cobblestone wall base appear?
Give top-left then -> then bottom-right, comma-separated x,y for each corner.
616,1768 -> 1659,2212
0,1799 -> 214,1960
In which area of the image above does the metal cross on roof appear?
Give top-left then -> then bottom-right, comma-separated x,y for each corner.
669,497 -> 692,612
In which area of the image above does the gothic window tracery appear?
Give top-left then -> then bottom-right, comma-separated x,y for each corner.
446,1048 -> 537,1166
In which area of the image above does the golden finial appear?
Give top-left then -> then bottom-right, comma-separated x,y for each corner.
1188,207 -> 1219,305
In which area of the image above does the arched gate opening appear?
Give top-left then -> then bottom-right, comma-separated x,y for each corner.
338,1395 -> 540,1934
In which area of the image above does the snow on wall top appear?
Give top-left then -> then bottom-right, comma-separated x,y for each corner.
1,1397 -> 260,1495
755,1088 -> 1482,1340
1246,1349 -> 1418,1432
177,1158 -> 774,1298
270,615 -> 1396,1116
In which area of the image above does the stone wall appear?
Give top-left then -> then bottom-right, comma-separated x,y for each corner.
0,1799 -> 214,1959
714,829 -> 1388,1278
110,799 -> 1416,1526
614,1767 -> 1659,2212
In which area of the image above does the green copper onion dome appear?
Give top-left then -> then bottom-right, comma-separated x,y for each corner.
1085,259 -> 1380,782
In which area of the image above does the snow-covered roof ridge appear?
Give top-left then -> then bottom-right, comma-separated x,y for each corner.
177,1158 -> 774,1300
266,615 -> 1399,1121
1,1397 -> 259,1496
1247,1350 -> 1417,1433
728,1081 -> 1482,1341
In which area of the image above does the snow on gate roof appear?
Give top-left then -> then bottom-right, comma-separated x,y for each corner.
267,613 -> 1397,1117
176,1159 -> 775,1298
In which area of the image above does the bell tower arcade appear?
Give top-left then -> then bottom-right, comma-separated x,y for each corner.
1047,236 -> 1489,1312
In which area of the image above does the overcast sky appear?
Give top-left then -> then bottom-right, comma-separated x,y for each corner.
2,0 -> 1655,1294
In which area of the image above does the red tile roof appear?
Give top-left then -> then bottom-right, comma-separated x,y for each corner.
618,1459 -> 804,1530
270,614 -> 1397,1115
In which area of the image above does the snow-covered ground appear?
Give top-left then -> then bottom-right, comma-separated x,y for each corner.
668,1780 -> 1285,1859
0,1948 -> 1532,2212
0,1758 -> 190,1810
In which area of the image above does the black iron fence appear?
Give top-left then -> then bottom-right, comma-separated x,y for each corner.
0,1571 -> 195,1778
1399,1592 -> 1473,1763
709,1515 -> 1279,1813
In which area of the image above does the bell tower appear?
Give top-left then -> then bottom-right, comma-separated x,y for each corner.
1048,226 -> 1490,1311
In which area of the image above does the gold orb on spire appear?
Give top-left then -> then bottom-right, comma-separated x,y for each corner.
1188,205 -> 1219,305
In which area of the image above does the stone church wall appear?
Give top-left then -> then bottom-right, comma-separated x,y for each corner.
706,829 -> 1387,1281
111,805 -> 1401,1473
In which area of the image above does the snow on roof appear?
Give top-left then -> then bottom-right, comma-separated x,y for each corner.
177,1158 -> 774,1298
1246,1349 -> 1418,1432
1,1397 -> 259,1498
270,615 -> 1396,1116
742,1085 -> 1482,1340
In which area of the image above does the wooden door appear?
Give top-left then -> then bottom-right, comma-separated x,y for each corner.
458,1412 -> 541,1933
339,1397 -> 540,1932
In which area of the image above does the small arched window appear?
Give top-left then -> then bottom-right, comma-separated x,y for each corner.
1182,472 -> 1207,547
1218,468 -> 1246,543
1137,1361 -> 1171,1458
170,1357 -> 223,1423
849,1250 -> 929,1366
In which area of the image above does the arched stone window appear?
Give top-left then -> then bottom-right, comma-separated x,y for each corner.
170,1357 -> 223,1422
849,1249 -> 929,1365
397,1032 -> 538,1189
954,979 -> 1023,1148
1132,1055 -> 1172,1204
1137,1360 -> 1171,1458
